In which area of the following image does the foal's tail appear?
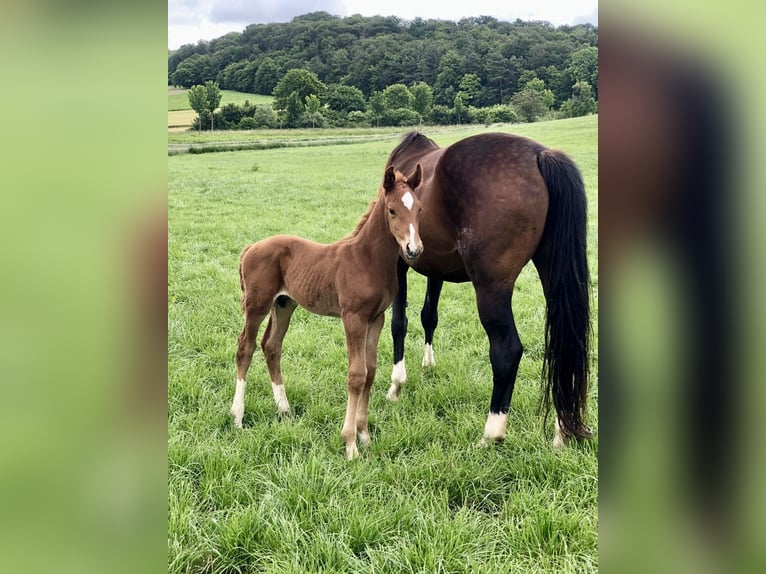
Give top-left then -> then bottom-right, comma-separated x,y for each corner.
238,244 -> 251,312
534,148 -> 592,440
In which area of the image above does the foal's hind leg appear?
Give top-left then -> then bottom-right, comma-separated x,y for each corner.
261,296 -> 298,414
474,287 -> 523,446
232,307 -> 269,428
421,278 -> 443,367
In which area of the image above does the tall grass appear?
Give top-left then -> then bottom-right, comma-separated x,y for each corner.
168,115 -> 598,573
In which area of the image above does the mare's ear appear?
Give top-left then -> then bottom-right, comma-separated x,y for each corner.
383,165 -> 396,193
408,164 -> 422,189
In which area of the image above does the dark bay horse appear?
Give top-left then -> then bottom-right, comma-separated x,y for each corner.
232,166 -> 423,459
384,131 -> 592,447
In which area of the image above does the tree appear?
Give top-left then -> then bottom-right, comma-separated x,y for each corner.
433,50 -> 464,106
305,94 -> 322,127
410,82 -> 433,125
457,73 -> 481,105
326,84 -> 366,113
254,58 -> 281,95
560,81 -> 597,117
273,68 -> 326,111
567,46 -> 598,99
204,80 -> 222,130
368,91 -> 385,127
284,91 -> 304,127
511,89 -> 546,122
453,93 -> 467,125
382,84 -> 412,110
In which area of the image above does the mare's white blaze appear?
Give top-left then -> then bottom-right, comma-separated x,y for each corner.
401,191 -> 414,210
387,359 -> 407,401
231,378 -> 246,427
483,412 -> 508,441
553,417 -> 568,449
422,343 -> 435,367
271,382 -> 290,413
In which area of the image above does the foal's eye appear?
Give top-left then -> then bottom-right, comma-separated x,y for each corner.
388,209 -> 396,216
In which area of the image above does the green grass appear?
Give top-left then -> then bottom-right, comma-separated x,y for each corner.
168,88 -> 274,111
168,115 -> 598,573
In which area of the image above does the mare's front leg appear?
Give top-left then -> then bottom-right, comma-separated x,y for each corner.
388,258 -> 410,401
421,278 -> 443,367
340,312 -> 369,460
261,297 -> 298,414
356,312 -> 385,447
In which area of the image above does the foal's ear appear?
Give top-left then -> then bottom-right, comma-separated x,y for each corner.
407,164 -> 422,189
383,165 -> 396,193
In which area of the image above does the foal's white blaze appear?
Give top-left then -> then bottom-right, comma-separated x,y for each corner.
409,223 -> 416,246
422,343 -> 435,367
553,417 -> 568,449
231,378 -> 246,427
387,359 -> 407,401
271,382 -> 290,413
401,191 -> 414,211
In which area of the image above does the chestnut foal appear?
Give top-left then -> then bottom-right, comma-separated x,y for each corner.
231,165 -> 423,459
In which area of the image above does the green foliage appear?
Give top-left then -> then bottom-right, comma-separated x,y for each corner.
382,83 -> 412,110
170,15 -> 597,113
238,116 -> 258,129
567,46 -> 599,97
284,91 -> 305,128
252,105 -> 277,128
457,73 -> 481,105
433,50 -> 464,106
204,80 -> 222,112
560,81 -> 597,118
326,84 -> 367,114
428,104 -> 452,125
187,85 -> 207,115
273,69 -> 326,111
453,93 -> 467,124
379,108 -> 419,127
410,82 -> 434,121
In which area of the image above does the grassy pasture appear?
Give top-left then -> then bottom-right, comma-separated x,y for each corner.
168,115 -> 598,572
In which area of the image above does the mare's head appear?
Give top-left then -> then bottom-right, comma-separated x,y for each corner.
382,164 -> 424,263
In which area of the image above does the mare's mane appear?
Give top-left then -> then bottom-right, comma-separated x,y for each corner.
388,131 -> 439,164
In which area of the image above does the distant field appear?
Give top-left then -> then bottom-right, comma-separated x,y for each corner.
168,115 -> 598,572
168,88 -> 275,130
168,88 -> 273,111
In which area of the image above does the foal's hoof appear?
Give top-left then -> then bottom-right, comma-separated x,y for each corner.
345,443 -> 360,460
230,407 -> 244,429
386,384 -> 401,402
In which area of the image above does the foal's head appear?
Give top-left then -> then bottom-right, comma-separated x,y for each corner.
382,165 -> 424,263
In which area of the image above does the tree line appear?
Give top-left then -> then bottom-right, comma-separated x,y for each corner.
169,11 -> 598,110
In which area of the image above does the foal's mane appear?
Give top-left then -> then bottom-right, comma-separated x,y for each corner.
347,198 -> 378,238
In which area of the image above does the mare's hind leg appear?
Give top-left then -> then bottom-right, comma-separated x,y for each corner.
357,313 -> 385,447
388,258 -> 410,401
421,278 -> 443,367
232,307 -> 269,428
474,287 -> 523,446
261,296 -> 298,414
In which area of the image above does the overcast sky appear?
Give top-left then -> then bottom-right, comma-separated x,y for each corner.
169,0 -> 598,50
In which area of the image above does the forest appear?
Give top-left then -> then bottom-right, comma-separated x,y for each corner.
168,11 -> 598,111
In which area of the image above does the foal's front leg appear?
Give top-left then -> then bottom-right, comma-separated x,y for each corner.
356,313 -> 385,447
340,313 -> 369,460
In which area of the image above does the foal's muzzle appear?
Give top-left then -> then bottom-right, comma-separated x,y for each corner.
404,242 -> 423,262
